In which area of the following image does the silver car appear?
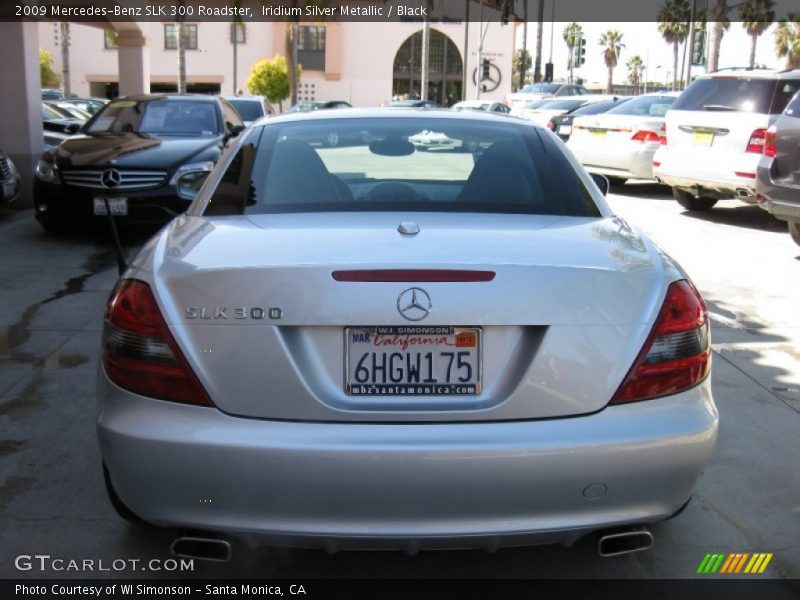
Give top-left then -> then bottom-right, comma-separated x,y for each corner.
97,109 -> 717,558
757,91 -> 800,246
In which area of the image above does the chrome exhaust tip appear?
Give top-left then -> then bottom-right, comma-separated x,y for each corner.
171,536 -> 232,562
597,527 -> 654,558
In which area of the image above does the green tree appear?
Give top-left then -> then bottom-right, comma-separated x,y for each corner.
513,49 -> 532,90
657,0 -> 690,90
626,55 -> 645,94
741,0 -> 775,68
599,30 -> 625,93
39,48 -> 59,87
562,22 -> 583,82
774,14 -> 800,69
246,55 -> 300,112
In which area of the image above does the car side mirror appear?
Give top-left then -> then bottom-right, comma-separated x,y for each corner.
227,124 -> 246,138
590,173 -> 609,196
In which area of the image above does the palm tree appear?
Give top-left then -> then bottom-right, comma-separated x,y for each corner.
705,0 -> 727,72
627,55 -> 645,95
741,0 -> 775,68
599,30 -> 625,94
563,22 -> 583,82
774,14 -> 800,68
533,0 -> 544,82
657,0 -> 690,91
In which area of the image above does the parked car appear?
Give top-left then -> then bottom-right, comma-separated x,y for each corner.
46,101 -> 92,122
222,94 -> 274,126
567,92 -> 680,185
451,99 -> 511,114
33,94 -> 244,232
42,103 -> 83,135
41,88 -> 63,101
59,97 -> 108,116
507,83 -> 589,113
388,99 -> 440,108
0,149 -> 21,204
97,109 -> 717,557
549,97 -> 632,142
653,68 -> 800,211
757,90 -> 800,246
516,96 -> 616,127
288,100 -> 352,113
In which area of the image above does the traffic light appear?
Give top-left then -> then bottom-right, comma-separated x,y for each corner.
692,30 -> 707,66
482,58 -> 491,80
501,1 -> 511,25
544,62 -> 554,83
572,36 -> 587,68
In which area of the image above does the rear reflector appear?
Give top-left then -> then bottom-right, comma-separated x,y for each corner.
332,269 -> 496,282
734,171 -> 756,179
610,280 -> 710,405
746,128 -> 767,154
102,279 -> 213,406
631,130 -> 661,143
653,161 -> 661,168
764,128 -> 777,158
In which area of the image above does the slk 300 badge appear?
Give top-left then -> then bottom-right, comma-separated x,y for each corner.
185,306 -> 283,320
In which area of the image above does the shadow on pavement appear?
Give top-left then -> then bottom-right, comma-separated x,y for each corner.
680,203 -> 787,233
609,182 -> 673,200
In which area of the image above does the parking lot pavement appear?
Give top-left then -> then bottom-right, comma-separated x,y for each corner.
0,197 -> 798,582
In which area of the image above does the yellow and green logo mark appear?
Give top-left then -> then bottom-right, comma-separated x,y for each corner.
697,552 -> 773,574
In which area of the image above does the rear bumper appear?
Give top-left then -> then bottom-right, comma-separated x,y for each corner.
570,140 -> 658,180
97,369 -> 718,551
756,159 -> 800,224
653,149 -> 760,199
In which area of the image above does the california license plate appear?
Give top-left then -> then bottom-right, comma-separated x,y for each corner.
93,197 -> 127,216
692,132 -> 714,146
345,326 -> 481,396
591,129 -> 606,137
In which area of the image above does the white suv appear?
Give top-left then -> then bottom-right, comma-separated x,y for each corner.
653,69 -> 800,211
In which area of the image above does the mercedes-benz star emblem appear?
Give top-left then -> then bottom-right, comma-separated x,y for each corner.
397,288 -> 432,321
101,168 -> 122,189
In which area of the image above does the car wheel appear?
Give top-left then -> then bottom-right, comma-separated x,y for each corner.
607,177 -> 628,186
103,464 -> 149,526
326,133 -> 339,147
672,188 -> 717,211
789,221 -> 800,247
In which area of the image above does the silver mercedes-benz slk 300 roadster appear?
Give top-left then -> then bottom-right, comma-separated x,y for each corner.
97,109 -> 717,558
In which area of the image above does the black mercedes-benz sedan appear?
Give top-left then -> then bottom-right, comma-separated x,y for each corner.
34,94 -> 244,232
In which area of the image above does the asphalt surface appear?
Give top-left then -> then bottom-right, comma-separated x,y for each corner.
0,185 -> 798,583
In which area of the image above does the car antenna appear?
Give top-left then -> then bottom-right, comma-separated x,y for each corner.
103,198 -> 127,276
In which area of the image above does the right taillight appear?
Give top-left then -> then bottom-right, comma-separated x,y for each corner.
102,279 -> 213,406
763,127 -> 777,158
610,280 -> 710,405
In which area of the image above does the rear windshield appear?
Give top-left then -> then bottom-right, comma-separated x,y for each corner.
204,118 -> 601,218
86,99 -> 220,135
571,98 -> 629,115
228,99 -> 264,122
521,84 -> 560,94
669,77 -> 798,114
606,95 -> 676,116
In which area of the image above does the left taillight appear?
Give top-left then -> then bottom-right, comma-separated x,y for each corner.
610,280 -> 710,405
102,279 -> 214,406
